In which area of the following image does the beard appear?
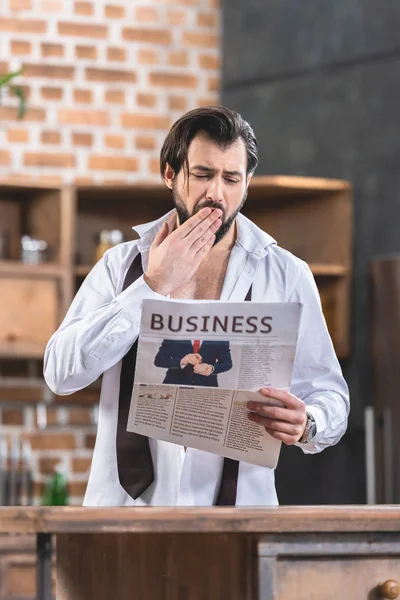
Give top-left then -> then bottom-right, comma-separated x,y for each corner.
172,184 -> 248,245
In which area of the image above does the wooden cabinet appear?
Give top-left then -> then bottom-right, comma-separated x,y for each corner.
258,533 -> 400,600
0,175 -> 352,361
0,278 -> 59,358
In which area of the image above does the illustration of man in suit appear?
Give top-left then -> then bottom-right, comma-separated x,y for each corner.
154,339 -> 232,387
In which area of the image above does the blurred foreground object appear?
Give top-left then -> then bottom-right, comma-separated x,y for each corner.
371,254 -> 400,503
42,470 -> 69,506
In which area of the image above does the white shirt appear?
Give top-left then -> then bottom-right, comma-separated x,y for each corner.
43,211 -> 349,507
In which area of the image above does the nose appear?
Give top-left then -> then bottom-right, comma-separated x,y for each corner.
205,176 -> 224,204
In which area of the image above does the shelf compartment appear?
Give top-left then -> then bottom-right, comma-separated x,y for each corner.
0,184 -> 63,263
0,278 -> 58,356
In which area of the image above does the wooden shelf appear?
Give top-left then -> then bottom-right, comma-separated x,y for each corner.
76,176 -> 351,201
75,264 -> 348,278
0,261 -> 65,278
0,341 -> 46,359
250,175 -> 351,194
309,264 -> 349,277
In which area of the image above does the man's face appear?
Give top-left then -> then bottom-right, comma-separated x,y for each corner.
167,133 -> 251,244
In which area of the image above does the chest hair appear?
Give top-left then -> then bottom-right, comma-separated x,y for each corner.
171,253 -> 230,300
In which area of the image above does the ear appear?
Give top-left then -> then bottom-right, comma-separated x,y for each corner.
246,172 -> 253,188
164,163 -> 175,190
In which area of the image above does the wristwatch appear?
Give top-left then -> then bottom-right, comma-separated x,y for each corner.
299,410 -> 317,444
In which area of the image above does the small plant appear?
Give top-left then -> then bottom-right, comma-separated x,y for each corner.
0,69 -> 26,119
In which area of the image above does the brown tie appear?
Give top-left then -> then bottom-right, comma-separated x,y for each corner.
116,251 -> 252,505
116,253 -> 154,499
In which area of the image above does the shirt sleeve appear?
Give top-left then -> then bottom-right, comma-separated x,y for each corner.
288,261 -> 350,454
43,247 -> 166,395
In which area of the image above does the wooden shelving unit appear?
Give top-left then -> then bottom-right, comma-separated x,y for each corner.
0,176 -> 352,361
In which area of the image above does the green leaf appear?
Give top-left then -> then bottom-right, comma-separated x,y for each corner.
0,69 -> 23,89
12,87 -> 26,119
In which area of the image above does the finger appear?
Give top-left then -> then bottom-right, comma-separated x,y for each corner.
264,429 -> 298,445
194,235 -> 215,259
190,224 -> 220,254
177,207 -> 213,238
186,209 -> 222,243
247,402 -> 305,426
259,387 -> 305,410
248,412 -> 300,436
151,222 -> 169,249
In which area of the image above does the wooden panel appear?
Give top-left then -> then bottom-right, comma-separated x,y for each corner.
0,278 -> 58,347
2,506 -> 400,535
0,200 -> 21,260
371,256 -> 400,503
317,275 -> 350,358
59,186 -> 76,267
27,190 -> 61,263
274,556 -> 400,600
2,554 -> 36,597
57,532 -> 254,600
0,552 -> 56,599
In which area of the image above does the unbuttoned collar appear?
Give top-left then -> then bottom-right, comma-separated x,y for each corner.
132,210 -> 277,258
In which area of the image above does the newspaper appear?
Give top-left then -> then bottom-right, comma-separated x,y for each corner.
127,299 -> 302,469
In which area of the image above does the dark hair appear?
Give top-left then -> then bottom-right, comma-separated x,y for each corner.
160,105 -> 258,181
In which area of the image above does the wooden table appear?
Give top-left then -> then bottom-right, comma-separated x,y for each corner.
1,506 -> 400,600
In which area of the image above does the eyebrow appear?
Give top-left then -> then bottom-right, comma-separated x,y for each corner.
191,164 -> 243,177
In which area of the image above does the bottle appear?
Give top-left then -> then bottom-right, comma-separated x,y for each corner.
41,469 -> 69,506
95,229 -> 124,263
95,230 -> 111,262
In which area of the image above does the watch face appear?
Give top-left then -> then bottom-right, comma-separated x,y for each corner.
307,413 -> 317,441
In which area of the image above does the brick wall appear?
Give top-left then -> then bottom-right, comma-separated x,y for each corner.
0,382 -> 99,505
0,0 -> 220,185
0,0 -> 220,505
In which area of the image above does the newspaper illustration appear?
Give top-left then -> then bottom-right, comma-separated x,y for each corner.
127,299 -> 302,469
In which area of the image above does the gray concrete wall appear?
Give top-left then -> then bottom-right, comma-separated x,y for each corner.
222,1 -> 400,503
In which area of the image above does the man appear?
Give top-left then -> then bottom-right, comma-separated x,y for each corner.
154,339 -> 232,386
44,106 -> 349,506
